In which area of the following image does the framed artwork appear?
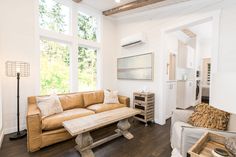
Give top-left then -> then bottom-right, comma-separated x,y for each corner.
117,53 -> 153,80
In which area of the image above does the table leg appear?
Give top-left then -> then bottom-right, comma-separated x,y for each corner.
75,132 -> 94,157
117,119 -> 134,140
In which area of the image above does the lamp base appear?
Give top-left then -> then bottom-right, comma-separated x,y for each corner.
9,130 -> 27,140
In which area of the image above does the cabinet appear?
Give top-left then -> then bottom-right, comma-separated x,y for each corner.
187,46 -> 195,69
133,92 -> 154,126
167,53 -> 176,80
165,82 -> 177,119
176,81 -> 195,109
178,40 -> 195,69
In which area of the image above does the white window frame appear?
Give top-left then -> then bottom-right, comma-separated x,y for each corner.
36,0 -> 102,94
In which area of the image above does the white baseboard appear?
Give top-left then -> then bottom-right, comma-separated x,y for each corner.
0,129 -> 4,148
4,125 -> 26,135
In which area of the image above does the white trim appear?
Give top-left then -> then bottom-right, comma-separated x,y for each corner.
78,39 -> 101,49
39,29 -> 74,44
0,129 -> 4,148
35,0 -> 41,95
158,10 -> 221,125
70,4 -> 79,92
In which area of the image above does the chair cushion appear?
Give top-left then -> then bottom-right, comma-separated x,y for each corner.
83,90 -> 104,107
87,103 -> 126,113
171,121 -> 192,151
42,108 -> 95,130
59,93 -> 84,110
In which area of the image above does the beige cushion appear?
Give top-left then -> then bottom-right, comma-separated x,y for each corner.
36,94 -> 63,118
188,103 -> 230,131
42,108 -> 95,130
83,90 -> 104,107
87,103 -> 126,113
59,93 -> 84,110
104,90 -> 119,104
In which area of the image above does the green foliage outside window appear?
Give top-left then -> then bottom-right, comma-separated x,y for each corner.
78,47 -> 97,91
39,0 -> 98,94
78,12 -> 97,41
39,0 -> 69,34
40,40 -> 70,95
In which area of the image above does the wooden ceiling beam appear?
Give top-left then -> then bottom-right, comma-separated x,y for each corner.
182,29 -> 196,38
72,0 -> 82,3
103,0 -> 167,16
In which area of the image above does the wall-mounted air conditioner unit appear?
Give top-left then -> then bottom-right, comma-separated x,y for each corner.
120,33 -> 146,48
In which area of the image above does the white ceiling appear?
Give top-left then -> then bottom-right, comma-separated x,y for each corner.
81,0 -> 135,11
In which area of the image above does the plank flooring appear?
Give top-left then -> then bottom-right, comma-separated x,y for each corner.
0,119 -> 172,157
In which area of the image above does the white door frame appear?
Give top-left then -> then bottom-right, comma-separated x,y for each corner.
157,10 -> 221,125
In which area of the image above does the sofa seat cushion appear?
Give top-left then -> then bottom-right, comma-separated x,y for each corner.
42,108 -> 95,130
87,103 -> 126,113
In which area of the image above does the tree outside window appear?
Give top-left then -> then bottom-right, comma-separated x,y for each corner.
39,0 -> 70,34
39,0 -> 99,94
78,47 -> 97,91
78,12 -> 98,41
40,40 -> 70,95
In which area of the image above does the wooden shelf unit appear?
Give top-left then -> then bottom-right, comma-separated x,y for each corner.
133,92 -> 154,126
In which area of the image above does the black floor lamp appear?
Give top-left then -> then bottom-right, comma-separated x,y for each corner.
6,61 -> 30,140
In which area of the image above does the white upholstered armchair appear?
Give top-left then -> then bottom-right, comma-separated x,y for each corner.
170,109 -> 236,157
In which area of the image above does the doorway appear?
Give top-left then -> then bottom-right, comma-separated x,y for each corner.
160,11 -> 220,122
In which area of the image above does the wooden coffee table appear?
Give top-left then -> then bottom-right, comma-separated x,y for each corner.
63,107 -> 141,157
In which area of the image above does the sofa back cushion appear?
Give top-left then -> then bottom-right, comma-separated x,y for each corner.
83,90 -> 104,107
59,93 -> 84,110
228,114 -> 236,132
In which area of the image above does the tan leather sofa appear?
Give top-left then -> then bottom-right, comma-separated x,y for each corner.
27,90 -> 130,152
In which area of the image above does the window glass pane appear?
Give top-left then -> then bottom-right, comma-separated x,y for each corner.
78,12 -> 98,41
40,39 -> 70,95
39,0 -> 70,34
78,47 -> 97,91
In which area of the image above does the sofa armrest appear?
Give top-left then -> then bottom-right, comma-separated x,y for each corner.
118,95 -> 130,107
171,109 -> 193,130
181,126 -> 236,157
27,103 -> 42,152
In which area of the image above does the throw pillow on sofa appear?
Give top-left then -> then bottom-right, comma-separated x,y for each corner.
104,89 -> 119,104
188,103 -> 230,130
36,94 -> 63,118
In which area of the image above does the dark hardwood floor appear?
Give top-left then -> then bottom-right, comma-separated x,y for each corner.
0,119 -> 172,157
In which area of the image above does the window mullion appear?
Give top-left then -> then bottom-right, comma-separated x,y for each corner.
70,5 -> 79,92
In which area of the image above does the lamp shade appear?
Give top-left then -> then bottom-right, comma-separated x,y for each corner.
5,61 -> 30,77
211,72 -> 236,114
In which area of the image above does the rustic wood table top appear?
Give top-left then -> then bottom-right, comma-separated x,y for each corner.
63,107 -> 141,136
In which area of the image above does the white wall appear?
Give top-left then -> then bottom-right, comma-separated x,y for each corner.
115,0 -> 236,124
0,60 -> 3,146
101,17 -> 118,90
217,1 -> 236,73
0,0 -> 38,133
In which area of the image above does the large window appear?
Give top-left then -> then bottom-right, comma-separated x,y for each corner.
40,40 -> 70,94
38,0 -> 101,94
78,47 -> 97,91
